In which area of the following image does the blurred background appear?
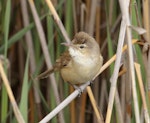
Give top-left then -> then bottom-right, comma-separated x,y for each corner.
0,0 -> 150,123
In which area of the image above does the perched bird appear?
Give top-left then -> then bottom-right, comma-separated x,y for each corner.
36,32 -> 103,86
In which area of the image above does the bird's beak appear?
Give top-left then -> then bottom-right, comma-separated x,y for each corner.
61,42 -> 73,47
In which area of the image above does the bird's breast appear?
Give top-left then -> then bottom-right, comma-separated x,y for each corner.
60,55 -> 103,85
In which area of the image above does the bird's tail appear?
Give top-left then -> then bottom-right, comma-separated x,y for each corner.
36,68 -> 54,80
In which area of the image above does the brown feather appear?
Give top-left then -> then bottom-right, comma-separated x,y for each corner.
36,51 -> 71,80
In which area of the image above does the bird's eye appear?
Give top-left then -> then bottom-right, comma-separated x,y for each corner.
63,64 -> 67,67
80,45 -> 84,49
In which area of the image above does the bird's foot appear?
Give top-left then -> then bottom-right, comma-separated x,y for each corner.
89,80 -> 94,86
72,85 -> 83,97
68,82 -> 83,96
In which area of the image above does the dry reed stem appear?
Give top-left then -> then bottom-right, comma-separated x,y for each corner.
20,0 -> 42,119
117,70 -> 126,119
115,67 -> 127,123
134,63 -> 150,123
79,92 -> 87,123
88,0 -> 97,35
106,17 -> 127,123
114,90 -> 124,123
28,0 -> 64,123
99,79 -> 108,113
72,0 -> 78,32
87,86 -> 104,123
0,61 -> 25,123
93,5 -> 101,122
120,73 -> 126,118
85,0 -> 90,31
105,0 -> 129,116
125,2 -> 140,122
143,0 -> 150,42
142,0 -> 150,104
70,87 -> 76,123
80,3 -> 86,30
45,0 -> 70,43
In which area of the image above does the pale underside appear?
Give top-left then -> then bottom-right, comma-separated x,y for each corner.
60,51 -> 103,84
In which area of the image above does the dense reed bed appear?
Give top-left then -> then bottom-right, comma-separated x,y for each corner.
0,0 -> 150,123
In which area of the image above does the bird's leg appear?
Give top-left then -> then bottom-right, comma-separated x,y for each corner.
89,80 -> 94,86
68,82 -> 83,96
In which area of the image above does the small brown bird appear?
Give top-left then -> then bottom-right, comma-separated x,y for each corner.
36,32 -> 103,85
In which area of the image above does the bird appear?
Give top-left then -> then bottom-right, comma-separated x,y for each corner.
36,32 -> 103,86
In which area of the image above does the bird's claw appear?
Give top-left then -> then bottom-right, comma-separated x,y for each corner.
89,80 -> 94,86
73,85 -> 83,97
